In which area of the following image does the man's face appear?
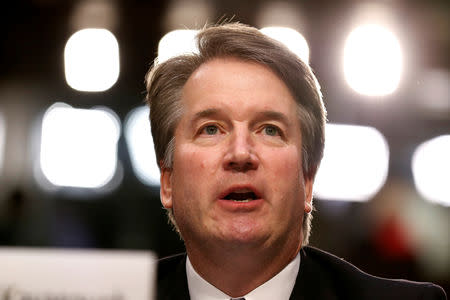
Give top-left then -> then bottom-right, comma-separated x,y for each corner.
160,58 -> 313,253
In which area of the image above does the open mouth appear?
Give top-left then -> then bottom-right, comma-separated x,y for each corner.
223,190 -> 259,203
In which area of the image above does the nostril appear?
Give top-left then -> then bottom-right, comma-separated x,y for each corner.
227,161 -> 257,172
224,138 -> 259,172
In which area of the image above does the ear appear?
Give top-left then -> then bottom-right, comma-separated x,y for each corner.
160,167 -> 173,209
304,177 -> 314,213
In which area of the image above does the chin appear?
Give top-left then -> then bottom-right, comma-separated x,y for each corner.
216,226 -> 270,247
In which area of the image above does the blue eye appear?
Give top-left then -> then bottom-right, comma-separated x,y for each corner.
203,125 -> 219,135
264,125 -> 279,136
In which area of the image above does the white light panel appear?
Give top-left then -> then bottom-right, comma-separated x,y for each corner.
65,28 -> 120,92
157,30 -> 198,64
124,106 -> 160,186
344,24 -> 402,96
260,27 -> 309,64
412,135 -> 450,207
314,124 -> 389,201
40,103 -> 120,188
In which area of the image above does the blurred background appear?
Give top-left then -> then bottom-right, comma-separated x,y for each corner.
0,0 -> 448,294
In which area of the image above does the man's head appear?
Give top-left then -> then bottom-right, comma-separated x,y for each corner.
146,23 -> 326,246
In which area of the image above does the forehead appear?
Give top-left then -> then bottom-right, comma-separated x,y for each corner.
180,57 -> 298,116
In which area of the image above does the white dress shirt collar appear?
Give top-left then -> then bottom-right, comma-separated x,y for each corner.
186,253 -> 300,300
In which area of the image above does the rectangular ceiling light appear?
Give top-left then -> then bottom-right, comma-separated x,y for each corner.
412,135 -> 450,207
314,123 -> 389,201
124,106 -> 160,186
65,28 -> 120,92
39,103 -> 120,188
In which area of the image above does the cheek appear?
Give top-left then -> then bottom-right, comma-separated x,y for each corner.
172,146 -> 221,192
181,148 -> 219,175
267,148 -> 302,178
265,148 -> 304,196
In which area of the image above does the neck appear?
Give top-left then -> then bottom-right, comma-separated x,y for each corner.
186,239 -> 301,297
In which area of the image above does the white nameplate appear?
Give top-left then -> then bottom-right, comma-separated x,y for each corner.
0,248 -> 156,299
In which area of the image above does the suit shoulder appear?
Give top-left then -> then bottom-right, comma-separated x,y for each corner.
156,253 -> 190,300
157,252 -> 186,280
300,246 -> 447,300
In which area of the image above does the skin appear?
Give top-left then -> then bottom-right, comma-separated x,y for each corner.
160,57 -> 313,297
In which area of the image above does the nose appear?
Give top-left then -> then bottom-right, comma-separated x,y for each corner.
223,127 -> 259,172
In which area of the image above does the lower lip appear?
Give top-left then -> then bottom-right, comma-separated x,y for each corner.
217,198 -> 264,211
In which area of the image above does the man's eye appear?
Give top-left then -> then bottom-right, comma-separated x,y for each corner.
264,125 -> 280,136
203,125 -> 219,135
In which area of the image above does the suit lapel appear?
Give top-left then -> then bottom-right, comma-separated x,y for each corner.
289,247 -> 339,300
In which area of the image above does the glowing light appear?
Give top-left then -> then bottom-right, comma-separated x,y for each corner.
124,106 -> 160,186
65,28 -> 120,92
157,30 -> 198,64
40,103 -> 120,188
412,135 -> 450,206
260,27 -> 309,64
0,112 -> 5,173
314,124 -> 389,201
344,24 -> 402,96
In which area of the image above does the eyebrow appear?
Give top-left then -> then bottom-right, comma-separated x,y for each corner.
192,108 -> 221,121
254,110 -> 291,125
190,108 -> 292,126
187,108 -> 223,132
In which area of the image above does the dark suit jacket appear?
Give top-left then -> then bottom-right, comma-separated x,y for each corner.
157,246 -> 447,300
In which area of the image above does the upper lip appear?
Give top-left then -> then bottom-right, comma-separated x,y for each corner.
218,185 -> 262,200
